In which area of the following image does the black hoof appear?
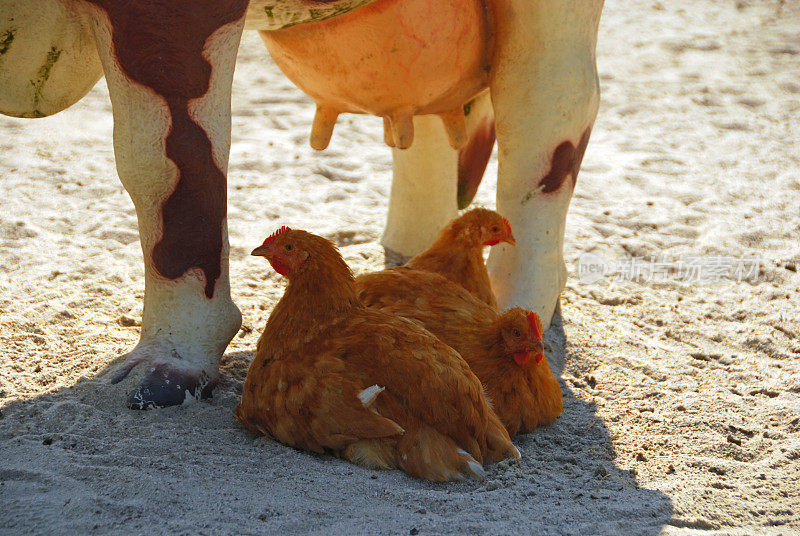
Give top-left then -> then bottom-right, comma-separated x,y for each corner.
117,363 -> 218,410
382,246 -> 411,268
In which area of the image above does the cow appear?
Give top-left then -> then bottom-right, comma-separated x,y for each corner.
0,0 -> 604,408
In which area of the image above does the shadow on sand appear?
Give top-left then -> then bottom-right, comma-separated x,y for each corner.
0,309 -> 672,535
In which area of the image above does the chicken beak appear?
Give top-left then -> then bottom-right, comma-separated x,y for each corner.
251,244 -> 272,257
521,341 -> 545,365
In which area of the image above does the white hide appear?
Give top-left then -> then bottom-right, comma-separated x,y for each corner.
381,115 -> 460,257
486,0 -> 603,327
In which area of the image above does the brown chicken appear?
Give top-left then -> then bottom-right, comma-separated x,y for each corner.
235,226 -> 519,482
404,208 -> 515,308
356,269 -> 563,436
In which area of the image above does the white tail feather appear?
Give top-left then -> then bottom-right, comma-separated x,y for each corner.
358,385 -> 385,407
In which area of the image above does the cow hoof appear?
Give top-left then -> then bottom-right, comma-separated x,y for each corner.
382,246 -> 411,268
110,351 -> 219,410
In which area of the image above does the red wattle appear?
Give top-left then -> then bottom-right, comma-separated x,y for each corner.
269,258 -> 290,276
535,353 -> 544,364
513,352 -> 530,365
484,239 -> 501,246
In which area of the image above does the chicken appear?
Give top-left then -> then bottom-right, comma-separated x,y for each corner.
356,268 -> 563,436
404,208 -> 515,308
235,226 -> 519,482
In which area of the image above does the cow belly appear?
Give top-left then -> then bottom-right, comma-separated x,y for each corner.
259,0 -> 491,121
0,0 -> 103,118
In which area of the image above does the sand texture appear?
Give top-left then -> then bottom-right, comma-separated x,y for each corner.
1,1 -> 799,534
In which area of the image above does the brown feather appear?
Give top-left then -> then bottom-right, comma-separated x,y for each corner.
405,208 -> 514,308
237,229 -> 514,481
356,268 -> 563,437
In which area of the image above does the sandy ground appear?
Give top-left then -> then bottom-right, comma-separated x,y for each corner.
2,1 -> 799,534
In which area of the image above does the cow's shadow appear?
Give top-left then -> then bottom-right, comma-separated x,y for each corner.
0,307 -> 673,535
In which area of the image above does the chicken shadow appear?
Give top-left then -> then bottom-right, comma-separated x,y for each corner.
0,308 -> 673,535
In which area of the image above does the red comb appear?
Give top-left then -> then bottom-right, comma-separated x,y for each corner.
527,311 -> 543,341
503,217 -> 512,234
262,225 -> 291,245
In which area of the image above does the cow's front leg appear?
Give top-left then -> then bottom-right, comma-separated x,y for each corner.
86,1 -> 248,408
487,0 -> 603,327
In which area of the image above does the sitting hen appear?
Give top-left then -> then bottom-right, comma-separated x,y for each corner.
235,226 -> 519,482
404,208 -> 515,308
356,268 -> 563,436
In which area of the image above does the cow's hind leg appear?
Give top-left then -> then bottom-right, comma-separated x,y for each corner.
381,92 -> 496,258
86,1 -> 248,408
381,115 -> 459,258
487,0 -> 603,327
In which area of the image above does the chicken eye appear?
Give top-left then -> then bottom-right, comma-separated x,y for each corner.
513,329 -> 521,337
492,226 -> 499,232
285,244 -> 293,251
